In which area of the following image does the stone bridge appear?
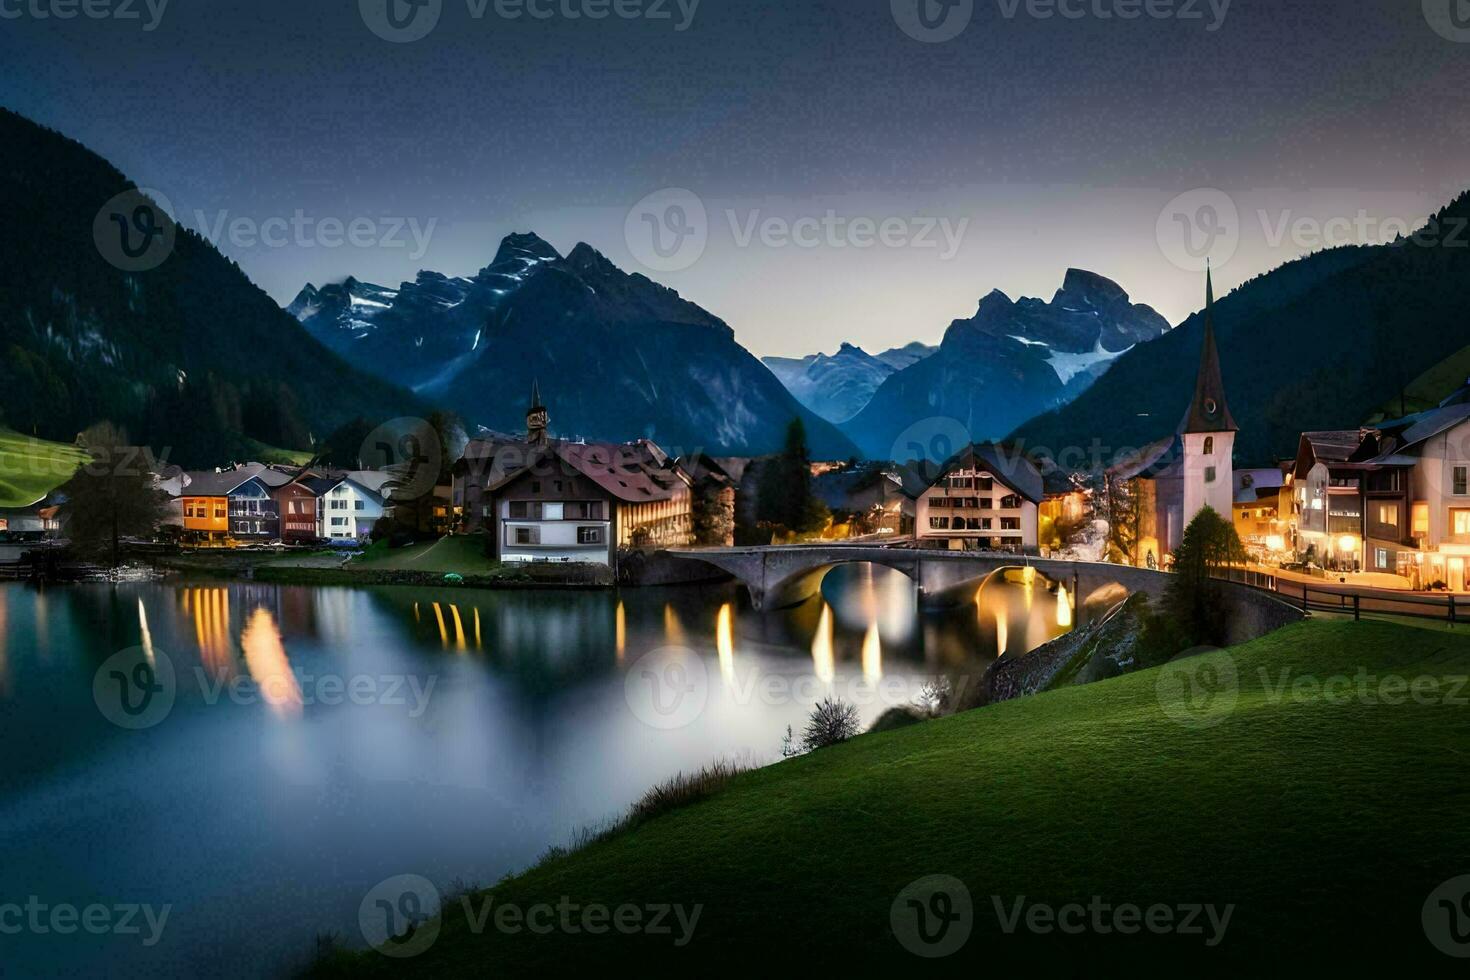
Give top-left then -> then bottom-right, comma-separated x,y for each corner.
666,545 -> 1174,615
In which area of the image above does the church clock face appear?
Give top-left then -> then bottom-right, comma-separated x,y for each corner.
1203,398 -> 1219,419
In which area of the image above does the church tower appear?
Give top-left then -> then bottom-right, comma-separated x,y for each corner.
526,380 -> 549,447
1179,266 -> 1237,531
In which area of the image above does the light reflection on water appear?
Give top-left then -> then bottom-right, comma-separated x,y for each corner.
0,563 -> 1067,977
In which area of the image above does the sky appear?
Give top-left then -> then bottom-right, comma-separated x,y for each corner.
3,0 -> 1469,357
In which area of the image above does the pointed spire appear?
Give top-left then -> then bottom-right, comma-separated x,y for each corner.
1179,266 -> 1238,435
530,378 -> 543,411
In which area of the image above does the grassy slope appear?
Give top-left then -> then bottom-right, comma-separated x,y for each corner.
322,620 -> 1470,974
347,535 -> 501,574
0,427 -> 87,507
1368,340 -> 1470,421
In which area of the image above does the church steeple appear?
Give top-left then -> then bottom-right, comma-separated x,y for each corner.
527,380 -> 549,446
1179,265 -> 1238,435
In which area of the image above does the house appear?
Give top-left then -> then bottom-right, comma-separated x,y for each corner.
1231,466 -> 1290,556
178,464 -> 288,545
274,481 -> 321,545
301,474 -> 386,543
915,444 -> 1043,552
1105,270 -> 1237,569
813,463 -> 918,537
1289,392 -> 1470,589
453,388 -> 717,565
0,505 -> 61,541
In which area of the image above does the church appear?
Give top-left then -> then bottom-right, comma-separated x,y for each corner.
1106,270 -> 1237,569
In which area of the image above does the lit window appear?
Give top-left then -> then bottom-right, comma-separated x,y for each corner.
1413,503 -> 1429,536
1378,504 -> 1398,528
1204,437 -> 1214,455
1454,510 -> 1470,536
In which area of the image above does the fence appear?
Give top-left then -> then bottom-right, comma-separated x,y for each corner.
1215,567 -> 1462,627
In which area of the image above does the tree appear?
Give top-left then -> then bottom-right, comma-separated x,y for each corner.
801,698 -> 861,751
57,423 -> 170,567
316,417 -> 376,469
1162,506 -> 1248,646
756,419 -> 829,535
1105,474 -> 1140,566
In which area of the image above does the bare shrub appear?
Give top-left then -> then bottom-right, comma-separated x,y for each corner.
802,698 -> 861,751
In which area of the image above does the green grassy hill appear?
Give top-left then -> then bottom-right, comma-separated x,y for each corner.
348,535 -> 500,575
1367,340 -> 1470,422
0,427 -> 87,507
315,619 -> 1470,974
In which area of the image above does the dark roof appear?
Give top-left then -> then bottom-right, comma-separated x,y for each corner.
465,436 -> 691,504
1300,430 -> 1363,463
929,444 -> 1044,504
1179,268 -> 1239,435
181,468 -> 271,496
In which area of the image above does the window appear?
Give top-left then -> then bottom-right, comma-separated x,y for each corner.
929,517 -> 949,530
354,500 -> 365,511
555,481 -> 564,493
331,517 -> 346,527
1376,548 -> 1389,569
1457,467 -> 1468,496
1377,504 -> 1398,528
483,505 -> 494,518
1000,495 -> 1021,509
931,497 -> 948,509
1204,437 -> 1214,455
531,481 -> 542,494
214,504 -> 226,519
1001,518 -> 1020,531
980,498 -> 993,510
1205,467 -> 1217,484
1454,510 -> 1470,536
331,499 -> 347,510
978,477 -> 994,492
565,501 -> 604,520
509,501 -> 544,519
577,527 -> 604,545
1413,502 -> 1429,536
513,526 -> 541,545
981,518 -> 992,530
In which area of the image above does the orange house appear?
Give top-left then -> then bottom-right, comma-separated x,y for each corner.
181,494 -> 229,543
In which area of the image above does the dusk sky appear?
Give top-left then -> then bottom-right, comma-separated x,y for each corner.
4,0 -> 1468,356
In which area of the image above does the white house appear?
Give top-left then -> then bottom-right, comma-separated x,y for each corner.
914,444 -> 1043,553
307,475 -> 386,542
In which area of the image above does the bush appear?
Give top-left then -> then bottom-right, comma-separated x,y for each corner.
802,698 -> 861,751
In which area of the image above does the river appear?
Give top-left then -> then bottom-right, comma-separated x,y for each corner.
0,564 -> 1069,976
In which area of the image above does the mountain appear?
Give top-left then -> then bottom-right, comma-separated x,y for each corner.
290,236 -> 859,458
762,343 -> 935,424
874,342 -> 937,372
0,108 -> 421,467
842,269 -> 1170,459
1011,191 -> 1470,465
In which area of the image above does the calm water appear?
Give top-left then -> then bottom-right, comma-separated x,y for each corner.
0,564 -> 1068,977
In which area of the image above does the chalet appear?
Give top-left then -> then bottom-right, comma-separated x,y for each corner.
1105,270 -> 1236,569
1231,466 -> 1290,557
178,465 -> 288,545
274,481 -> 321,545
915,444 -> 1043,553
453,388 -> 717,565
301,474 -> 387,543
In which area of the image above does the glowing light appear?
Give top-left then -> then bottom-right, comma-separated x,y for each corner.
1022,566 -> 1037,587
861,622 -> 883,682
995,610 -> 1008,657
663,603 -> 686,646
137,598 -> 156,666
449,604 -> 467,652
474,607 -> 482,650
241,608 -> 302,719
1338,535 -> 1358,553
1057,585 -> 1073,627
1265,535 -> 1286,552
811,604 -> 835,685
717,603 -> 735,685
193,588 -> 234,679
431,602 -> 448,647
413,601 -> 421,623
615,601 -> 626,663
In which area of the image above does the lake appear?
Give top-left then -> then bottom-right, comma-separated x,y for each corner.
0,563 -> 1069,976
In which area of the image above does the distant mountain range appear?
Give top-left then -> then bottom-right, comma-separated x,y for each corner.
1012,190 -> 1470,465
838,269 -> 1170,459
762,342 -> 937,424
0,108 -> 421,467
290,234 -> 858,458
